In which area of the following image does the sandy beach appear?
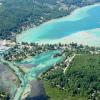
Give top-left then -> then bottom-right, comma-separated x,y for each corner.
16,3 -> 100,47
35,28 -> 100,47
17,3 -> 100,34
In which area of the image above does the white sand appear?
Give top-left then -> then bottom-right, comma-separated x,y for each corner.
16,4 -> 100,47
36,29 -> 100,47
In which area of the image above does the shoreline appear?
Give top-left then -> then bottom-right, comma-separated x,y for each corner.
17,3 -> 100,34
34,28 -> 100,47
16,3 -> 100,47
41,3 -> 100,24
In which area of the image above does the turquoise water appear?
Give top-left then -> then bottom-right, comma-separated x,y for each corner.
14,50 -> 64,99
19,50 -> 62,65
18,50 -> 64,77
16,4 -> 100,46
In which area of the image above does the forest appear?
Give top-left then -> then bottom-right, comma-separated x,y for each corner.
43,54 -> 100,100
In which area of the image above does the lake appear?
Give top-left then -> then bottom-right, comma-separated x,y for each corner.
16,4 -> 100,46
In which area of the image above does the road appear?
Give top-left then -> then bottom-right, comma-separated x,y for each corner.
63,54 -> 76,74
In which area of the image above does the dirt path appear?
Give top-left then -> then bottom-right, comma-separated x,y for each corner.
63,54 -> 76,74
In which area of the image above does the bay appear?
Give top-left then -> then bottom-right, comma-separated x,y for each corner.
16,4 -> 100,46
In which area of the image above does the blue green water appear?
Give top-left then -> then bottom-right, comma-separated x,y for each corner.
19,50 -> 62,65
16,4 -> 100,46
18,50 -> 64,76
14,50 -> 64,100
